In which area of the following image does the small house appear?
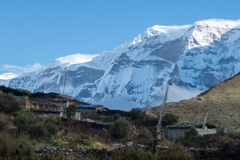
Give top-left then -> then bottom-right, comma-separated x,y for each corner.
167,123 -> 217,141
76,105 -> 103,118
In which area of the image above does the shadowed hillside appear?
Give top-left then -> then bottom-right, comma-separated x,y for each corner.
149,73 -> 240,132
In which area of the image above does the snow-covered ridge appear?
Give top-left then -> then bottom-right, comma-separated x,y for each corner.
194,19 -> 240,28
56,54 -> 99,65
9,19 -> 240,110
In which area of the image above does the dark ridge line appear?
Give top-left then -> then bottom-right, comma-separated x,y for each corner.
197,72 -> 240,97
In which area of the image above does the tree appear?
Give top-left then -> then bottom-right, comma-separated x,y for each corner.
162,113 -> 179,127
0,93 -> 21,114
66,105 -> 77,119
14,109 -> 34,133
111,119 -> 131,139
129,108 -> 144,120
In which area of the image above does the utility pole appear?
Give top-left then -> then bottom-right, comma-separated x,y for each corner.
202,110 -> 209,136
157,82 -> 172,140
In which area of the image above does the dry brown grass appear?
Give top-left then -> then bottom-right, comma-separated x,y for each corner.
148,74 -> 240,132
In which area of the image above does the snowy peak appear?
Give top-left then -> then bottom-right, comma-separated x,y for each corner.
9,19 -> 240,110
56,54 -> 99,66
194,19 -> 240,28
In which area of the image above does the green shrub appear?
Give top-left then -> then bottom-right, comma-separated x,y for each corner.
15,137 -> 39,160
185,128 -> 198,138
29,122 -> 47,139
111,119 -> 130,139
113,113 -> 120,120
0,114 -> 9,131
162,113 -> 178,127
0,132 -> 15,158
44,115 -> 61,125
139,128 -> 153,138
14,109 -> 34,133
157,143 -> 192,160
45,122 -> 59,137
144,116 -> 158,126
66,104 -> 77,119
138,128 -> 154,145
0,93 -> 21,114
112,147 -> 155,160
129,108 -> 144,120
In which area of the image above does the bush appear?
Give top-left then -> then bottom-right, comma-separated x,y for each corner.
111,119 -> 130,139
29,122 -> 47,139
162,113 -> 178,127
0,132 -> 15,158
219,139 -> 240,159
66,105 -> 77,119
44,115 -> 61,125
157,143 -> 192,160
112,147 -> 155,160
185,128 -> 198,138
15,137 -> 39,160
139,128 -> 153,138
113,113 -> 120,120
0,114 -> 9,131
176,128 -> 207,148
45,122 -> 59,137
129,108 -> 144,120
144,116 -> 158,126
138,128 -> 154,145
0,93 -> 21,114
14,109 -> 35,133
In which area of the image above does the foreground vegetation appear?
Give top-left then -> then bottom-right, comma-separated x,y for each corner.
1,92 -> 240,159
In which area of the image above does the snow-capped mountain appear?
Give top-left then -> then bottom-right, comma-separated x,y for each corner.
9,19 -> 240,110
0,73 -> 18,86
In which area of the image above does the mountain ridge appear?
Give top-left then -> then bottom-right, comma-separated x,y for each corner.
9,19 -> 240,110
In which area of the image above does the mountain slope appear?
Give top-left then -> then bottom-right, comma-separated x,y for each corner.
9,19 -> 240,110
149,73 -> 240,132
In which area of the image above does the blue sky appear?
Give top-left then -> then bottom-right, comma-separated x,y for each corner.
0,0 -> 239,78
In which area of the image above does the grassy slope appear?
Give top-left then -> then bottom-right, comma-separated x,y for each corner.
149,73 -> 240,132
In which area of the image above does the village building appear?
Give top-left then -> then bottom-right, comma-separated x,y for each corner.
0,85 -> 31,109
31,109 -> 62,119
167,123 -> 217,141
76,104 -> 103,118
0,85 -> 93,120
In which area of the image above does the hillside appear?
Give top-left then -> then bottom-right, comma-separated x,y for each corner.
149,73 -> 240,132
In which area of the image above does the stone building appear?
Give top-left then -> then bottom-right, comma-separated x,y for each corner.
76,105 -> 103,118
31,109 -> 62,119
167,123 -> 217,141
0,85 -> 31,109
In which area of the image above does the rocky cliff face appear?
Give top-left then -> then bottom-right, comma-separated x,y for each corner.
9,19 -> 240,110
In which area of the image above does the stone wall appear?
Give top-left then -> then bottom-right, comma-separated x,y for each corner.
196,127 -> 217,136
167,128 -> 191,141
97,109 -> 130,117
16,96 -> 31,109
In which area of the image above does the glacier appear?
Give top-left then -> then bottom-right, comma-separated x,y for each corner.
8,19 -> 240,110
